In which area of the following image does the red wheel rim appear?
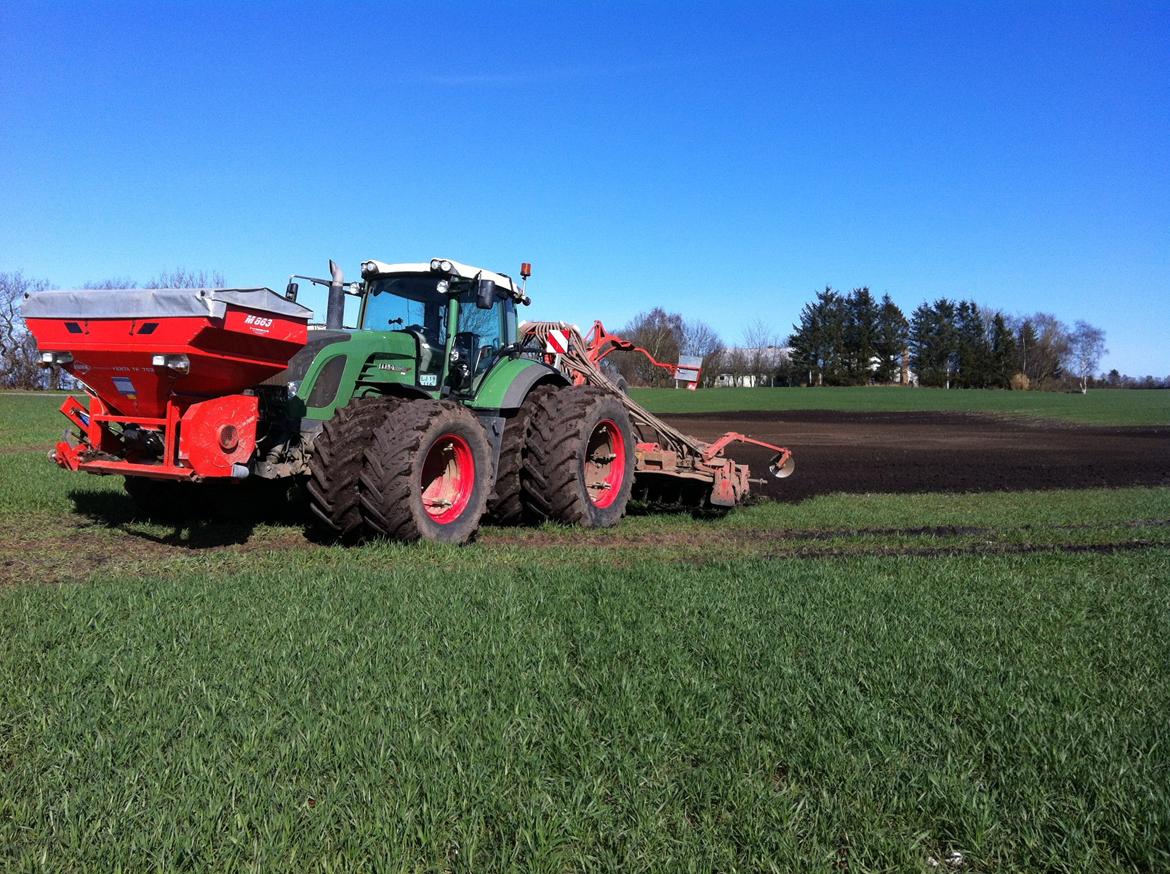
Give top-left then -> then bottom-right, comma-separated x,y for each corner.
420,432 -> 475,524
585,418 -> 626,508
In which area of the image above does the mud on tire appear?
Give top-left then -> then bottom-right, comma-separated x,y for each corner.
522,385 -> 636,528
486,384 -> 559,525
359,400 -> 492,545
306,397 -> 400,543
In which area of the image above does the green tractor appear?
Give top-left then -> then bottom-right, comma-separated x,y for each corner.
285,257 -> 635,544
26,256 -> 790,545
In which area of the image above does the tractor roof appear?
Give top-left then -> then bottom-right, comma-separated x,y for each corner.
361,258 -> 521,297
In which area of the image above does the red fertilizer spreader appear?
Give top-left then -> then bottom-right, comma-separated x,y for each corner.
23,287 -> 310,479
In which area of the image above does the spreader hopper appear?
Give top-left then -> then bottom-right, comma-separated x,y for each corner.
23,287 -> 311,479
23,287 -> 310,418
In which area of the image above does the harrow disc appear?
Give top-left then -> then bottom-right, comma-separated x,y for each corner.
769,452 -> 796,479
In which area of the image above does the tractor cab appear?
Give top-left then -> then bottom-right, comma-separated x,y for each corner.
357,258 -> 528,395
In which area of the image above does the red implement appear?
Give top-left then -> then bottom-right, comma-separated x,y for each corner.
521,320 -> 794,507
24,287 -> 309,480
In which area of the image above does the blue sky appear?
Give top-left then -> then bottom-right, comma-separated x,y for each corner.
2,1 -> 1167,374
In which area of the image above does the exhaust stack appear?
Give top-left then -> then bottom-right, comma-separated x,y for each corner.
326,259 -> 345,330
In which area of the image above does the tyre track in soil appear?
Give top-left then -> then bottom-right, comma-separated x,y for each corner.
659,409 -> 1170,502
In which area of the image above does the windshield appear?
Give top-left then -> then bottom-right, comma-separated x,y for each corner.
362,274 -> 449,346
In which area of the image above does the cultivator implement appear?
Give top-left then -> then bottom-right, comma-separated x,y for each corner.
521,321 -> 793,507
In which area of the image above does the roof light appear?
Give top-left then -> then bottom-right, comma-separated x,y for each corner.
520,262 -> 532,279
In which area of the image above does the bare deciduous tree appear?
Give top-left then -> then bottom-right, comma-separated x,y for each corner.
681,318 -> 723,388
1011,312 -> 1070,387
1,271 -> 52,389
680,318 -> 721,358
1069,321 -> 1107,394
725,347 -> 749,387
742,319 -> 782,387
83,269 -> 226,290
618,308 -> 684,387
145,268 -> 226,289
82,277 -> 137,289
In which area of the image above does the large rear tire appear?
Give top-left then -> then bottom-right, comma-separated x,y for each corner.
359,400 -> 491,545
306,397 -> 400,543
486,384 -> 559,525
522,386 -> 636,527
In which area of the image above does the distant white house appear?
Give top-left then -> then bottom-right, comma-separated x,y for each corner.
870,353 -> 918,386
716,347 -> 918,387
715,346 -> 794,387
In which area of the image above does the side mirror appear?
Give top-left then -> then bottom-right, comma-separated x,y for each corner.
475,279 -> 497,310
285,281 -> 299,301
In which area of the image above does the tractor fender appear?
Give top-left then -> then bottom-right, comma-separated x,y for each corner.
474,357 -> 568,412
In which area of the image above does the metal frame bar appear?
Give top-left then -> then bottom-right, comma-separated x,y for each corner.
56,394 -> 194,479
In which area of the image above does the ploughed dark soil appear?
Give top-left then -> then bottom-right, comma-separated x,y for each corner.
660,410 -> 1170,503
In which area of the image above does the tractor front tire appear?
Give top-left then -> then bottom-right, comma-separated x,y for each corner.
486,384 -> 559,525
306,397 -> 400,543
359,401 -> 491,545
523,386 -> 636,527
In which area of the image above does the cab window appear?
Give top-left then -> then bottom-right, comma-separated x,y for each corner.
456,293 -> 504,373
363,274 -> 449,383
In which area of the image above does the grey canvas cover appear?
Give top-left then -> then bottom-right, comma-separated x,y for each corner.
21,287 -> 312,321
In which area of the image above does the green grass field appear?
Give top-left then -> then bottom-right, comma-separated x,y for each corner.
1,393 -> 1168,871
632,385 -> 1170,426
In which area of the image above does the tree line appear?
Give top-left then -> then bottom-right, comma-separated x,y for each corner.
613,289 -> 1127,393
0,270 -> 1158,392
789,288 -> 1111,392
